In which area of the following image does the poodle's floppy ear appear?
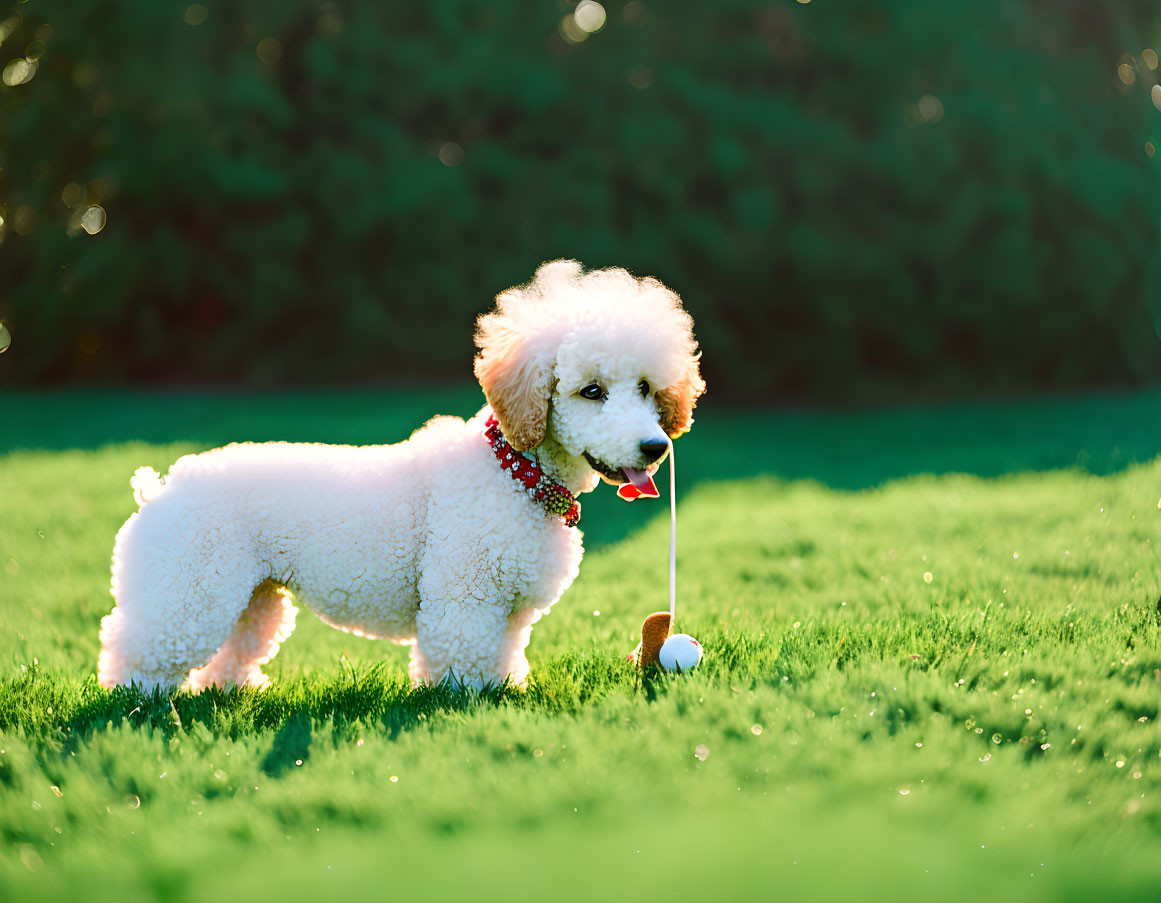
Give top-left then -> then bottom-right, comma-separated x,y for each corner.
474,302 -> 555,451
656,355 -> 706,439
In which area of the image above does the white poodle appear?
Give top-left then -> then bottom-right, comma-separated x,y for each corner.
97,260 -> 705,691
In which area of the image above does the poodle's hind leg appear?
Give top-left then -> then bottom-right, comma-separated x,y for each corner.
98,604 -> 199,690
99,499 -> 274,690
186,581 -> 298,692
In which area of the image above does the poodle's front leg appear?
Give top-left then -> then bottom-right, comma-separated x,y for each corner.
410,593 -> 514,690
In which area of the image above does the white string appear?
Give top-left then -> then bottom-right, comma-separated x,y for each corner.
668,437 -> 677,625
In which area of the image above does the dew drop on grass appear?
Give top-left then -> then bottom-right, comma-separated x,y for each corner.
126,794 -> 140,809
991,733 -> 1003,744
751,724 -> 763,736
389,775 -> 398,783
923,572 -> 933,584
694,744 -> 710,761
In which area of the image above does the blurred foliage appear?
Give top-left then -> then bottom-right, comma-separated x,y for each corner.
0,0 -> 1160,400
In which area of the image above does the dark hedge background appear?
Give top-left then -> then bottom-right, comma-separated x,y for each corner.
1,0 -> 1160,401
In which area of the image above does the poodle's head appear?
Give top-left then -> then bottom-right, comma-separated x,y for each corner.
474,260 -> 705,489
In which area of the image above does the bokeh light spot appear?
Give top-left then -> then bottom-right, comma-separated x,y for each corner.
256,37 -> 282,64
81,205 -> 106,235
1144,49 -> 1159,70
318,12 -> 343,35
2,57 -> 37,87
0,322 -> 10,354
72,62 -> 96,88
559,15 -> 588,44
574,1 -> 606,34
622,2 -> 648,27
0,16 -> 20,44
627,65 -> 653,90
1117,62 -> 1136,85
184,5 -> 208,26
438,142 -> 464,167
61,182 -> 84,208
1147,142 -> 1156,159
12,205 -> 35,236
24,40 -> 45,61
1153,84 -> 1161,113
917,95 -> 943,123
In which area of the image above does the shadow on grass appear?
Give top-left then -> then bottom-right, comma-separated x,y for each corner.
0,648 -> 655,766
262,714 -> 313,776
7,664 -> 613,760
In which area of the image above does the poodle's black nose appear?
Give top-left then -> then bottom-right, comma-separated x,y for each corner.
639,438 -> 669,463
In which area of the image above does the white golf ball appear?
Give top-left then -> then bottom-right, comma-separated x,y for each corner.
659,634 -> 702,672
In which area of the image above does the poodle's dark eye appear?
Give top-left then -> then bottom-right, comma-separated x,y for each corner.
579,383 -> 606,401
638,379 -> 650,397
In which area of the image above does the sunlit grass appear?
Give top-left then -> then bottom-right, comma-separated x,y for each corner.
0,389 -> 1159,900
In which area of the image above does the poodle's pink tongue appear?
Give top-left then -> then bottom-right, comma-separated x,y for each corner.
617,467 -> 659,501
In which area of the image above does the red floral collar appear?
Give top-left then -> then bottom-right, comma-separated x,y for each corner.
483,413 -> 580,528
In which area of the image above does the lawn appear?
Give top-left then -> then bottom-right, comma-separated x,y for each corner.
1,387 -> 1159,901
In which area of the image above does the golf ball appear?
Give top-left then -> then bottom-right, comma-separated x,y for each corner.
659,634 -> 702,672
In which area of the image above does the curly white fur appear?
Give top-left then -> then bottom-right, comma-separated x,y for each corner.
98,260 -> 705,692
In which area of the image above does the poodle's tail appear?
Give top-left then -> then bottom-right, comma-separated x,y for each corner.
129,466 -> 164,507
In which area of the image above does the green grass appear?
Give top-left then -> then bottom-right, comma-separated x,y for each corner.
1,388 -> 1160,901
